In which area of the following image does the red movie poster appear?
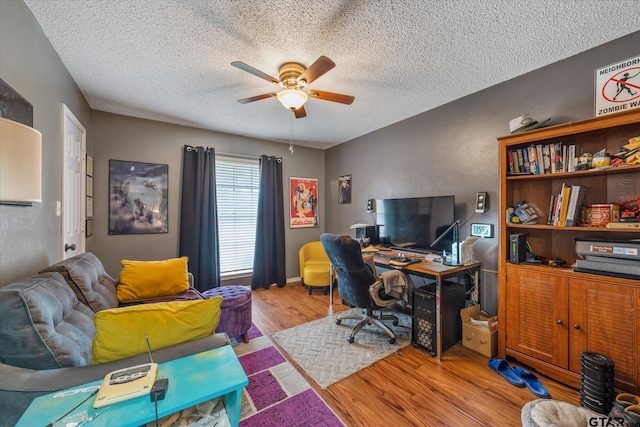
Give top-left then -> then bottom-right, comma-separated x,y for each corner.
290,177 -> 318,228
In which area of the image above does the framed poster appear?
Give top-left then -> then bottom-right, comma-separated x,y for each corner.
86,218 -> 93,237
86,155 -> 93,177
338,174 -> 351,204
86,196 -> 93,218
108,159 -> 168,234
290,177 -> 318,228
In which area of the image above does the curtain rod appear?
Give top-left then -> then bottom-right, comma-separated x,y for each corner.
216,152 -> 260,160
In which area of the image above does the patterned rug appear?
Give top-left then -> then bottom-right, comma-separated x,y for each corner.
271,308 -> 412,389
233,325 -> 344,427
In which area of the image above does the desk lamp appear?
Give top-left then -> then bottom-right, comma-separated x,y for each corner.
430,220 -> 462,266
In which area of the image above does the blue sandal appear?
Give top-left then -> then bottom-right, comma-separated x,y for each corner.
511,366 -> 550,398
488,359 -> 525,387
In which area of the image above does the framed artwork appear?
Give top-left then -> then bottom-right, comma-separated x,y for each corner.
86,218 -> 93,237
108,159 -> 168,234
290,177 -> 318,228
86,176 -> 93,197
86,155 -> 93,177
338,174 -> 352,204
86,196 -> 93,218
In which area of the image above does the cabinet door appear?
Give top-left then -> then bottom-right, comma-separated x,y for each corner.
506,268 -> 569,367
569,278 -> 640,393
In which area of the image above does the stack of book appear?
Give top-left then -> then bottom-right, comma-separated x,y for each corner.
547,184 -> 586,226
574,239 -> 640,279
507,142 -> 577,175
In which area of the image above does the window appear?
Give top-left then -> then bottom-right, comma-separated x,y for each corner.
216,156 -> 260,276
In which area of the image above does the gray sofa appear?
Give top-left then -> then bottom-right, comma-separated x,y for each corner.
0,253 -> 229,426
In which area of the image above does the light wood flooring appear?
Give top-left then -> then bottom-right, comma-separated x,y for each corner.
250,282 -> 580,427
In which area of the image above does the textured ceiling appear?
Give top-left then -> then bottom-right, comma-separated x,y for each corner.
22,0 -> 640,149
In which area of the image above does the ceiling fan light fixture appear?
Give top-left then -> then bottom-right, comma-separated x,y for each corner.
277,89 -> 308,110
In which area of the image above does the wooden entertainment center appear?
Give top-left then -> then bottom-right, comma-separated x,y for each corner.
497,109 -> 640,393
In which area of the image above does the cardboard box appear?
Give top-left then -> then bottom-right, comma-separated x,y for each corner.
460,306 -> 498,357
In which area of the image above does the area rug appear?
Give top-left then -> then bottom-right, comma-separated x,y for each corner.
271,308 -> 412,389
233,325 -> 344,427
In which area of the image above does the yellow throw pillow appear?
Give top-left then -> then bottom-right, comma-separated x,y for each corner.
117,257 -> 190,302
92,297 -> 223,364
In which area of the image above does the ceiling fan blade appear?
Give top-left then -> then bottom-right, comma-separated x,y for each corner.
298,56 -> 335,85
308,90 -> 354,105
293,106 -> 307,119
237,93 -> 276,104
231,61 -> 279,84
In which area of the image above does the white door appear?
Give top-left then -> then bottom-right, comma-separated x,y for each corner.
62,104 -> 86,259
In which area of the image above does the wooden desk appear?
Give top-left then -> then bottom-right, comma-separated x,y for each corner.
16,345 -> 248,427
374,251 -> 482,361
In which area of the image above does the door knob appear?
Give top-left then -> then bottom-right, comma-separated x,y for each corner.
574,324 -> 581,330
65,243 -> 76,252
557,320 -> 563,325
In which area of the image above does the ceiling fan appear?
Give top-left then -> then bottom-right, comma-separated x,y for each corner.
231,56 -> 355,118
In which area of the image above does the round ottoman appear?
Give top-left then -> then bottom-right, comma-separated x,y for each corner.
202,286 -> 252,343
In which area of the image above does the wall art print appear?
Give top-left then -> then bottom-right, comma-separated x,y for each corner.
338,174 -> 352,204
290,177 -> 318,228
109,159 -> 168,234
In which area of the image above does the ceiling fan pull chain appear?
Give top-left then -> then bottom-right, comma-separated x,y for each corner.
289,115 -> 294,154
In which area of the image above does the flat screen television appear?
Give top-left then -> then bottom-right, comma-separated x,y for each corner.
375,195 -> 455,253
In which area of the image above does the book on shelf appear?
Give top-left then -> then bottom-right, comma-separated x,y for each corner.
556,183 -> 572,227
517,149 -> 524,172
547,194 -> 557,225
512,149 -> 521,173
606,222 -> 640,229
552,191 -> 562,226
564,185 -> 586,227
507,150 -> 515,174
542,144 -> 551,174
567,145 -> 576,172
536,145 -> 544,174
522,148 -> 530,173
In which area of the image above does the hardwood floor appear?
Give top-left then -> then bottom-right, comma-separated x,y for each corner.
250,282 -> 581,427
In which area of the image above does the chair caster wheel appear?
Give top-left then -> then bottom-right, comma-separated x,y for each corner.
347,336 -> 354,343
389,337 -> 396,344
392,320 -> 399,326
336,319 -> 342,325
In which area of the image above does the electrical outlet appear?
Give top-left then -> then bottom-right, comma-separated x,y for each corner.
471,223 -> 493,238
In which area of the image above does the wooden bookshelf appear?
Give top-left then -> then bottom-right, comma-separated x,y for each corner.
497,109 -> 640,393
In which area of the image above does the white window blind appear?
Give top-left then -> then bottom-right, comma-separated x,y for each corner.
216,156 -> 260,276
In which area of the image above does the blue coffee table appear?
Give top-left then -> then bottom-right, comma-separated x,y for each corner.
16,345 -> 248,427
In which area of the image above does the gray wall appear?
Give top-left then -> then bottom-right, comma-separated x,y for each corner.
324,31 -> 640,314
1,0 -> 638,307
0,0 -> 92,284
91,111 -> 325,281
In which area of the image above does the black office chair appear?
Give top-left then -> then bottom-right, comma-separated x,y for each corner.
320,233 -> 400,344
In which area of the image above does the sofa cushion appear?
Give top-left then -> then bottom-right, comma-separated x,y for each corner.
117,257 -> 190,303
92,296 -> 223,364
40,252 -> 118,312
0,273 -> 96,370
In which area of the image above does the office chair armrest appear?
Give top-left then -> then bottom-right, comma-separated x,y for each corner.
369,279 -> 398,307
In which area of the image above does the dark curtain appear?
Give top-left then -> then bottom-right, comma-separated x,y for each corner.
179,145 -> 220,292
251,155 -> 285,289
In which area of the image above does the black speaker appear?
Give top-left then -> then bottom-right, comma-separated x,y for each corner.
510,234 -> 526,264
366,199 -> 375,212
